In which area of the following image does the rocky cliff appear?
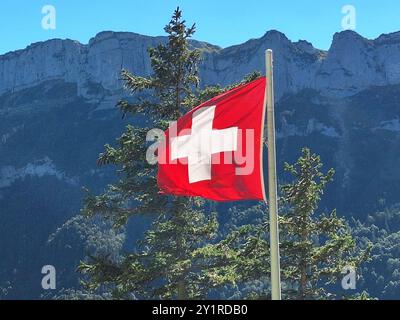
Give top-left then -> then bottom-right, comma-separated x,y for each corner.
1,30 -> 400,102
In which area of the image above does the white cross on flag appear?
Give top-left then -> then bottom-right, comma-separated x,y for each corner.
157,77 -> 267,201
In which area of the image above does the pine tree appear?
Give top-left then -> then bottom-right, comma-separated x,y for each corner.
216,148 -> 371,300
279,148 -> 371,299
77,7 -> 261,300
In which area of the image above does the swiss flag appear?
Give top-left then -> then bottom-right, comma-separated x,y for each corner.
157,77 -> 267,201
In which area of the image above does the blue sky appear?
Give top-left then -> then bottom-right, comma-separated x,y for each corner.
1,0 -> 399,55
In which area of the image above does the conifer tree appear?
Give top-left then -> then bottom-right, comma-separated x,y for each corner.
78,7 -> 261,299
216,148 -> 371,299
279,148 -> 370,299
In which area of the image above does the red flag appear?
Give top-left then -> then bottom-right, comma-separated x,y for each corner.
157,77 -> 267,201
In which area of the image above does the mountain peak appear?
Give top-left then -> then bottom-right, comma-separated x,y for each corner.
262,30 -> 290,43
330,30 -> 369,48
88,31 -> 162,46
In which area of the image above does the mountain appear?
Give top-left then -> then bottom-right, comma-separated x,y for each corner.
1,30 -> 400,299
3,30 -> 400,102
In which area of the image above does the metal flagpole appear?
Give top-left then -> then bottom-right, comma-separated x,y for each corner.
265,49 -> 282,300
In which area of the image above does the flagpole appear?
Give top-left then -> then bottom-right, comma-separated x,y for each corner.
265,49 -> 282,300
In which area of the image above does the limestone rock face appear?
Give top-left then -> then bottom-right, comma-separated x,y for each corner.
1,30 -> 400,101
0,39 -> 84,94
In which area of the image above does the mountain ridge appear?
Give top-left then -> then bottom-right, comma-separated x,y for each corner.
1,29 -> 400,102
